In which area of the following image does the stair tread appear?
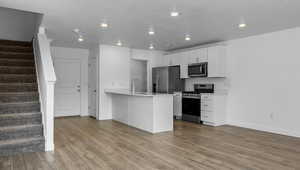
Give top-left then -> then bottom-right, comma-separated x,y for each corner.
0,112 -> 41,117
0,82 -> 37,85
0,40 -> 31,46
0,137 -> 44,146
0,44 -> 32,49
0,58 -> 34,61
0,51 -> 33,56
0,65 -> 35,68
0,124 -> 41,131
0,92 -> 38,95
0,101 -> 39,105
0,74 -> 35,76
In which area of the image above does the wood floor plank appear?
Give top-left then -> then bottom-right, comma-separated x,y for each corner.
2,117 -> 300,170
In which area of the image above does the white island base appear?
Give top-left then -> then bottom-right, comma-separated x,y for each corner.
105,89 -> 174,133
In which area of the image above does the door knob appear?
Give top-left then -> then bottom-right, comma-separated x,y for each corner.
77,89 -> 81,92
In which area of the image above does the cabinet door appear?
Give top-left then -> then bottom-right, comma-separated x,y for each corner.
171,53 -> 181,66
178,52 -> 189,79
189,48 -> 208,63
161,55 -> 170,66
207,46 -> 226,77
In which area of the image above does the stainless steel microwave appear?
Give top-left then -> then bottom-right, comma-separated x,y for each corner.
188,62 -> 208,77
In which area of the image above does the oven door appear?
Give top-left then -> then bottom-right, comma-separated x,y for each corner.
182,96 -> 202,123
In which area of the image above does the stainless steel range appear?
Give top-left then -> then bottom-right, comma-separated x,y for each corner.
182,84 -> 214,123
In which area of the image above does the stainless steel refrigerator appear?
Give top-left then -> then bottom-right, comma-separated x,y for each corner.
152,65 -> 184,93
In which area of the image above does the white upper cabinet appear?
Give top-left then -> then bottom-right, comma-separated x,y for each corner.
178,52 -> 189,79
160,54 -> 170,66
157,45 -> 226,78
207,46 -> 226,77
188,48 -> 208,64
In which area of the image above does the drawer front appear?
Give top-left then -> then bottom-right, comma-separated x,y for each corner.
201,102 -> 213,111
201,110 -> 213,122
201,95 -> 213,101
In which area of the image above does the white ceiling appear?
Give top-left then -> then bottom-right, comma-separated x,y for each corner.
1,0 -> 300,50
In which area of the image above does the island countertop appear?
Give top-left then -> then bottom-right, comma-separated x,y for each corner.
105,89 -> 173,97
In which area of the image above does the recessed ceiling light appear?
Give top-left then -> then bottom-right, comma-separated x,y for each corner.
100,21 -> 109,28
148,28 -> 155,35
239,17 -> 247,29
185,35 -> 191,41
170,11 -> 180,17
117,40 -> 122,46
149,44 -> 154,50
73,28 -> 80,33
78,35 -> 84,42
239,23 -> 247,29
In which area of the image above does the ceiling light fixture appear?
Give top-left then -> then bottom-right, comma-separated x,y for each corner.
78,35 -> 84,42
170,6 -> 180,17
185,34 -> 191,41
239,17 -> 247,29
100,20 -> 109,28
73,28 -> 80,33
149,44 -> 154,50
117,40 -> 122,46
170,11 -> 179,17
148,28 -> 155,35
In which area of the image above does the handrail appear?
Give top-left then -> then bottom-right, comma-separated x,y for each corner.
33,29 -> 56,151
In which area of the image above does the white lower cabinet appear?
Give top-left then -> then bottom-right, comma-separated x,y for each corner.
201,94 -> 226,126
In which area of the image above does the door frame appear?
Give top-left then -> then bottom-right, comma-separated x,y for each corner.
52,49 -> 89,117
88,55 -> 99,118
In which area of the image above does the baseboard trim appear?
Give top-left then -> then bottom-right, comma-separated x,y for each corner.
45,142 -> 54,152
227,120 -> 300,138
97,113 -> 112,120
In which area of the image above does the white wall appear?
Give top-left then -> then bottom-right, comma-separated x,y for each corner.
225,27 -> 300,137
98,46 -> 163,120
0,7 -> 41,41
51,46 -> 89,116
98,45 -> 131,120
130,49 -> 164,92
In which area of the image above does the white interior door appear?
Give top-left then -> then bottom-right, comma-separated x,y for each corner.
88,57 -> 97,117
54,58 -> 81,117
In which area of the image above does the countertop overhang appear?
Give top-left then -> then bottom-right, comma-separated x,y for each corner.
105,89 -> 173,97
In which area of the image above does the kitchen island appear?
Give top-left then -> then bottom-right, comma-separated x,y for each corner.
105,89 -> 173,133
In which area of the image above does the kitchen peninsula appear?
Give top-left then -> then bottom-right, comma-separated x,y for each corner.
105,89 -> 173,133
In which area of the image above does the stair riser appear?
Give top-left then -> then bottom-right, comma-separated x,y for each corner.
0,60 -> 35,67
0,94 -> 39,103
0,53 -> 34,60
0,46 -> 33,53
0,40 -> 31,47
0,84 -> 38,92
0,76 -> 36,83
0,103 -> 40,114
0,114 -> 42,127
0,67 -> 35,74
0,140 -> 44,156
0,126 -> 43,141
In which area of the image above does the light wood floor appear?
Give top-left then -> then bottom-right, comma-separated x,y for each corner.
1,117 -> 300,170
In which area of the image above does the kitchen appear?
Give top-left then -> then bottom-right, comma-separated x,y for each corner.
2,1 -> 300,168
105,44 -> 227,133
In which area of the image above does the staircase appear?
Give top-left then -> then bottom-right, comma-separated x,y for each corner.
0,40 -> 44,156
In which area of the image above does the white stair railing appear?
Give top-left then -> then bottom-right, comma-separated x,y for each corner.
33,27 -> 56,151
